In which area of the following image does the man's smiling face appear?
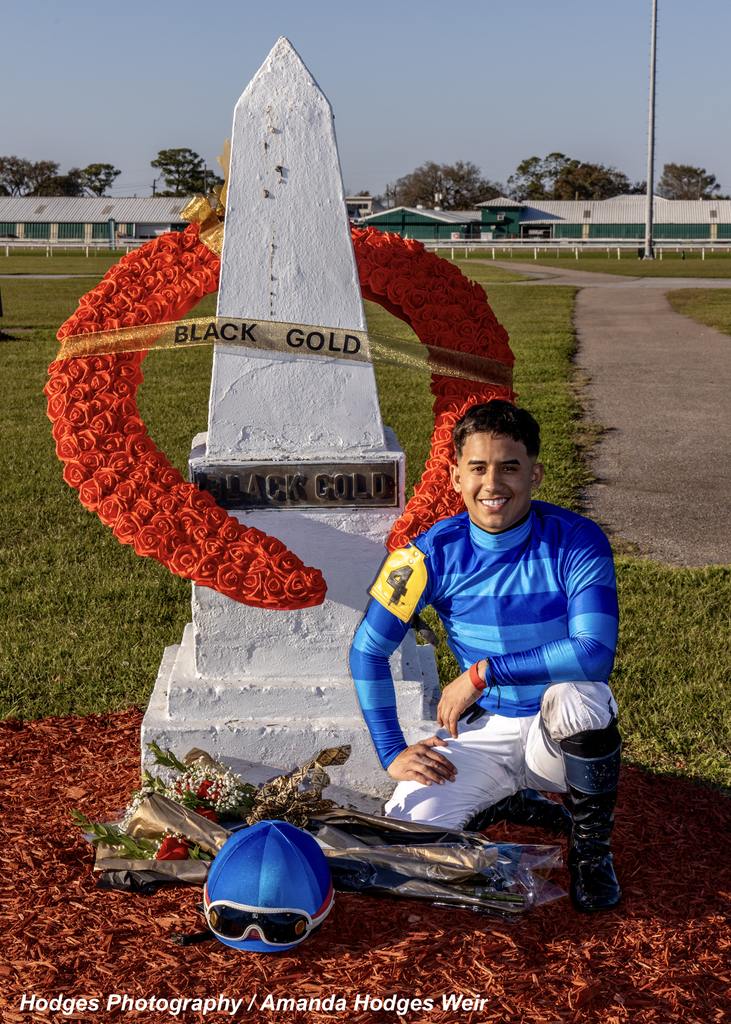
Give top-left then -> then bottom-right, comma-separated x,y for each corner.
449,432 -> 544,534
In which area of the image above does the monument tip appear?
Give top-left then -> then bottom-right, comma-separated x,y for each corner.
239,35 -> 327,111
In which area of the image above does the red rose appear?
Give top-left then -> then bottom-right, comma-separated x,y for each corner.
239,526 -> 266,546
191,522 -> 213,545
263,576 -> 285,602
89,371 -> 113,393
271,551 -> 301,575
169,544 -> 199,576
98,495 -> 127,527
133,525 -> 164,557
203,507 -> 228,531
156,836 -> 189,861
56,436 -> 80,461
157,465 -> 184,487
219,544 -> 248,571
133,498 -> 155,522
78,451 -> 104,473
369,267 -> 390,293
67,404 -> 91,428
186,489 -> 216,512
217,518 -> 241,543
149,513 -> 177,537
105,452 -> 132,474
155,493 -> 179,515
196,780 -> 212,799
78,478 -> 103,510
97,433 -> 126,455
192,555 -> 219,583
179,508 -> 205,535
44,374 -> 68,398
111,379 -> 134,399
128,464 -> 153,485
283,574 -> 308,601
46,393 -> 69,419
194,807 -> 219,824
241,571 -> 266,600
112,512 -> 144,545
115,480 -> 139,504
63,461 -> 90,489
75,429 -> 100,453
404,288 -> 428,312
260,535 -> 286,557
126,435 -> 156,459
216,564 -> 247,594
51,418 -> 73,442
386,277 -> 410,308
87,409 -> 118,435
94,468 -> 121,494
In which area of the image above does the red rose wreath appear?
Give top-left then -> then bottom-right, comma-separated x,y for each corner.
47,224 -> 513,609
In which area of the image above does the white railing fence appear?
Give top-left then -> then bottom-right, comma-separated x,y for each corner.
1,240 -> 147,257
2,238 -> 729,261
423,240 -> 729,261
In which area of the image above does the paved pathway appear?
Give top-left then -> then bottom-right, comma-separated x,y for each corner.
494,261 -> 731,565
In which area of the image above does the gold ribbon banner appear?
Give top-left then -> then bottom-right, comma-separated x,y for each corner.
58,317 -> 513,389
58,316 -> 371,363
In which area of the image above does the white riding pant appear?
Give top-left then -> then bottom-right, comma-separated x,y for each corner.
384,681 -> 618,830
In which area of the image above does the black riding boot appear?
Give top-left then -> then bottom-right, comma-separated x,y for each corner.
560,722 -> 622,912
464,789 -> 572,835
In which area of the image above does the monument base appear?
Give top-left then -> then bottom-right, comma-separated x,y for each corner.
141,621 -> 441,801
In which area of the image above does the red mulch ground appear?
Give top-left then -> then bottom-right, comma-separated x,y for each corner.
1,710 -> 729,1024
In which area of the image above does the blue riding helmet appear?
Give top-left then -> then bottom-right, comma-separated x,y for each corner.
203,819 -> 333,952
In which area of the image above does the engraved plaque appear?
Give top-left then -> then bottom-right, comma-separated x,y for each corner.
192,461 -> 400,509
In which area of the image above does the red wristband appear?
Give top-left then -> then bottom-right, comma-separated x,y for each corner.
469,661 -> 486,691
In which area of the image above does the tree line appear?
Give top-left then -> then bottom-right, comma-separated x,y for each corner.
0,148 -> 724,205
379,156 -> 726,208
0,149 -> 223,198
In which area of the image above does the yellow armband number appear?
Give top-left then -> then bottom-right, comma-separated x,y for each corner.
369,547 -> 428,622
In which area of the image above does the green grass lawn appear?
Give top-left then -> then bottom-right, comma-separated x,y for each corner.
478,252 -> 731,278
1,270 -> 728,788
0,251 -> 130,276
448,259 -> 528,283
667,287 -> 731,334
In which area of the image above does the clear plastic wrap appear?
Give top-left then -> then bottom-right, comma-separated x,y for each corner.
309,810 -> 564,916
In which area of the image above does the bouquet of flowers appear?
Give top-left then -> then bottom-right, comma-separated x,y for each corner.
72,742 -> 346,873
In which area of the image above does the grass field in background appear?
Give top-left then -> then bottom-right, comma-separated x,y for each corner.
463,251 -> 731,278
0,251 -> 128,276
667,287 -> 731,334
0,264 -> 728,788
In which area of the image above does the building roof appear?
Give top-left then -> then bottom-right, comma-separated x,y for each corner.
480,196 -> 731,224
360,206 -> 481,224
0,195 -> 191,222
476,196 -> 524,207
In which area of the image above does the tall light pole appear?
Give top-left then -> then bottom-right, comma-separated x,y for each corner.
644,0 -> 659,259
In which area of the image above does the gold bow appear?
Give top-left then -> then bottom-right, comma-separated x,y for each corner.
180,139 -> 230,256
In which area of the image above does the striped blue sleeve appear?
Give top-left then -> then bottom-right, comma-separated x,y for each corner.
489,522 -> 619,686
349,598 -> 413,769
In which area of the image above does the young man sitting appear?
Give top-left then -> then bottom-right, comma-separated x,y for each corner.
349,400 -> 622,912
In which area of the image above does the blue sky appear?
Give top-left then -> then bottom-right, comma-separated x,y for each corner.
3,0 -> 730,197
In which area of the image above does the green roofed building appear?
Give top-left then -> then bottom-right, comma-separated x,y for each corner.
356,205 -> 482,240
477,195 -> 731,241
358,196 -> 731,243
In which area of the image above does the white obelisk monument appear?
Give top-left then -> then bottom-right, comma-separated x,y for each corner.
142,38 -> 439,799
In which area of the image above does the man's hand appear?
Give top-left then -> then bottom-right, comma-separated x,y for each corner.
387,737 -> 457,786
437,663 -> 484,738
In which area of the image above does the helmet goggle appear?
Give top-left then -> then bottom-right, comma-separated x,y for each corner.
204,896 -> 332,946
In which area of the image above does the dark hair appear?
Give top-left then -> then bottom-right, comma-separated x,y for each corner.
452,400 -> 540,458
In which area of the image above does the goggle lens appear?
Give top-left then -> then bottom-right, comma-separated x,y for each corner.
208,905 -> 309,944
